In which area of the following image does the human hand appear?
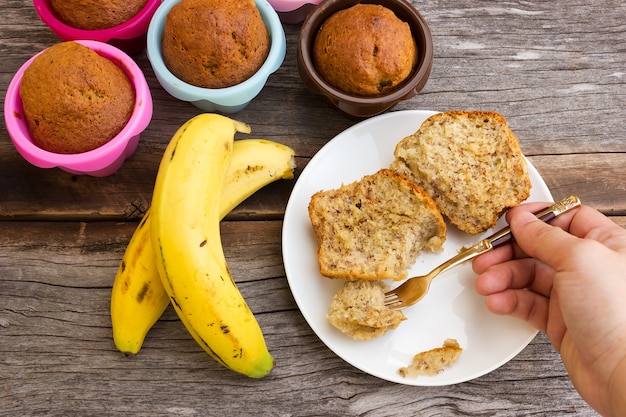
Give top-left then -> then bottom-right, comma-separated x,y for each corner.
472,202 -> 626,417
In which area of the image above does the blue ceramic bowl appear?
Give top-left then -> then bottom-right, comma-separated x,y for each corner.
147,0 -> 286,113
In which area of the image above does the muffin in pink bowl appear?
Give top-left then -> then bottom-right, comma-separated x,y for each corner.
32,0 -> 161,54
4,40 -> 153,177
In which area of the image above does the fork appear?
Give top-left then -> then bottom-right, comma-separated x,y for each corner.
384,195 -> 582,310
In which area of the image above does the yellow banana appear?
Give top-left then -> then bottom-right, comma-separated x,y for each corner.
150,114 -> 275,378
111,138 -> 296,355
111,210 -> 169,355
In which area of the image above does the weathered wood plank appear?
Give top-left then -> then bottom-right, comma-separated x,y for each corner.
0,220 -> 597,416
2,152 -> 625,220
528,153 -> 626,215
404,0 -> 626,155
0,155 -> 300,221
2,1 -> 625,221
2,0 -> 624,414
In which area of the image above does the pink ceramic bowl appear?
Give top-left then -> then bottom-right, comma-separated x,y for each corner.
32,0 -> 161,54
268,0 -> 324,23
4,40 -> 153,177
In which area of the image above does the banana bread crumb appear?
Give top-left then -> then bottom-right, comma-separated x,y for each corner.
398,339 -> 463,377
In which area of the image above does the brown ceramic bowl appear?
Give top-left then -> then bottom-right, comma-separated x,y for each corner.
297,0 -> 433,118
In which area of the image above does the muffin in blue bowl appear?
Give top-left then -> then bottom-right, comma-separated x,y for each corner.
147,0 -> 286,113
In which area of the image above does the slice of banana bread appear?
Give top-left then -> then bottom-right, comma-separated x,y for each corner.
308,168 -> 446,281
391,110 -> 531,234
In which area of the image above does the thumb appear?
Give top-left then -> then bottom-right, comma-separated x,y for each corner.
509,209 -> 580,270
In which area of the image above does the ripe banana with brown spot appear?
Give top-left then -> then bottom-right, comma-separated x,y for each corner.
111,211 -> 168,355
150,114 -> 277,378
111,138 -> 296,355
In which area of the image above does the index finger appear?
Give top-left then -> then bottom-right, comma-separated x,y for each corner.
494,209 -> 587,275
474,200 -> 622,273
474,199 -> 584,273
505,200 -> 578,231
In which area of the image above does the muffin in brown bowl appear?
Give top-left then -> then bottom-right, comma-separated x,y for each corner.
19,41 -> 135,154
313,3 -> 417,97
161,0 -> 270,89
297,0 -> 433,118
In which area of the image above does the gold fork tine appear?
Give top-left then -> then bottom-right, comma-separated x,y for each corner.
384,239 -> 492,309
384,195 -> 582,310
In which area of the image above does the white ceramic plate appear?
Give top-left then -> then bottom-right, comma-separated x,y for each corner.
282,110 -> 551,386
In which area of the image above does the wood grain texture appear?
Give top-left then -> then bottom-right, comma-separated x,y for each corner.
0,220 -> 594,416
2,0 -> 625,415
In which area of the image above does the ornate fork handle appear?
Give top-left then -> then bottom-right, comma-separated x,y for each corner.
384,195 -> 582,309
436,195 -> 582,273
430,239 -> 493,279
484,194 -> 581,249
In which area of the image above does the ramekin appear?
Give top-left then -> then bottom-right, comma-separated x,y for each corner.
32,0 -> 161,54
4,40 -> 153,177
147,0 -> 286,114
297,0 -> 433,118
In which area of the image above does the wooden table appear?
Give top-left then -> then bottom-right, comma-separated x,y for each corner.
2,0 -> 624,415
